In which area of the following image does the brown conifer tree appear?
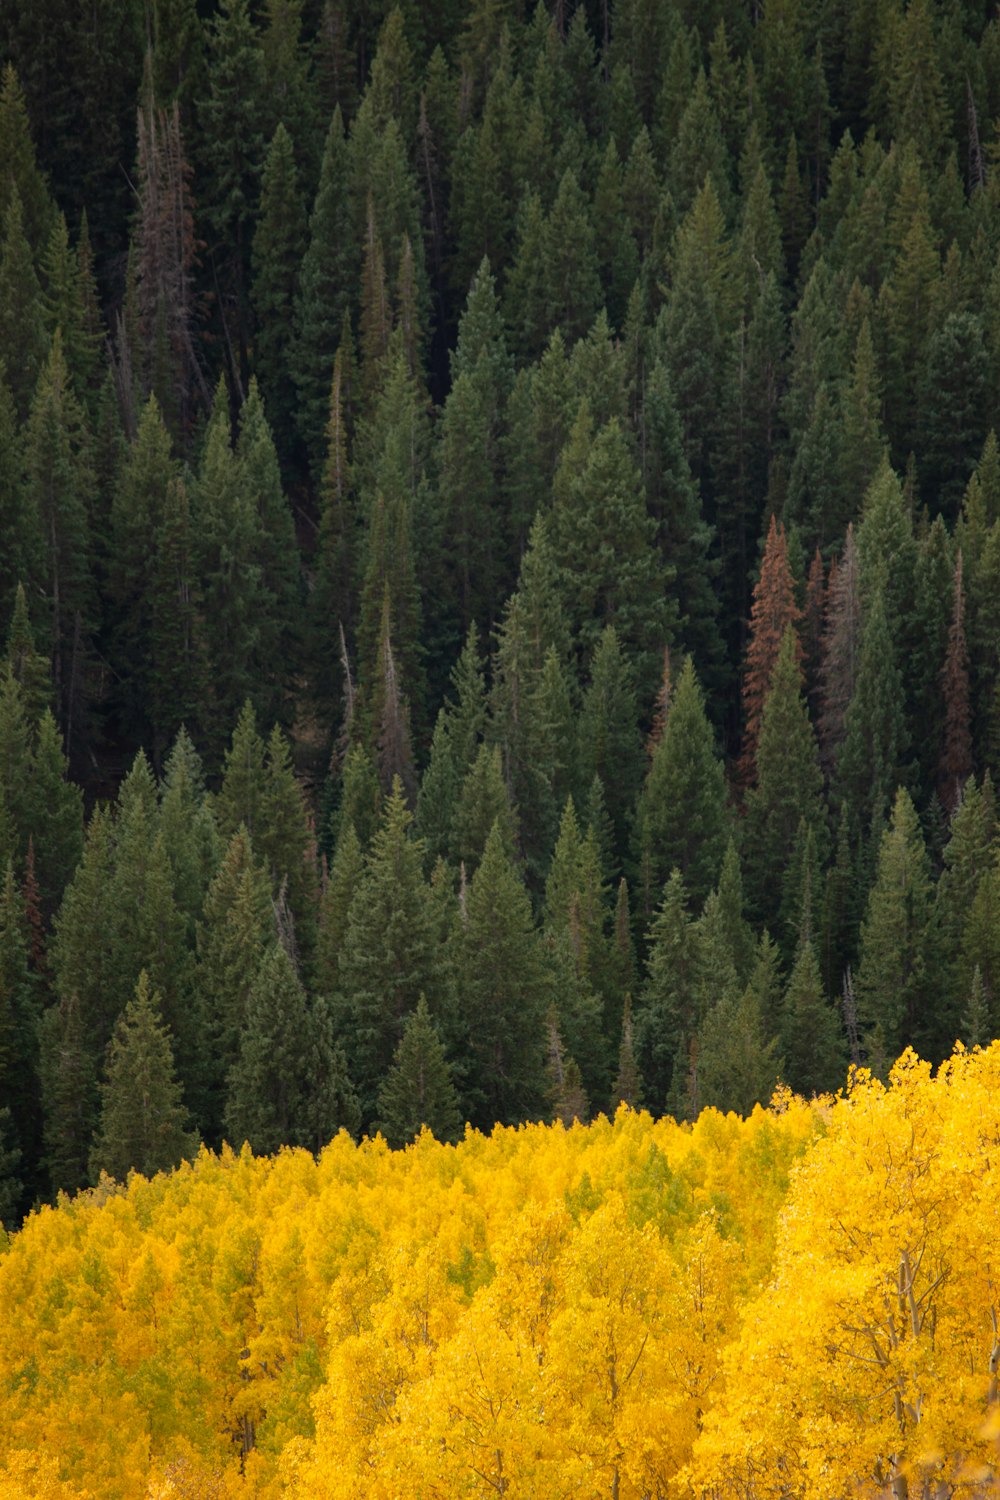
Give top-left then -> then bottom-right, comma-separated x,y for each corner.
940,551 -> 973,812
738,515 -> 802,786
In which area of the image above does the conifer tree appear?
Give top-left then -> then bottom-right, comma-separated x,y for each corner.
197,0 -> 266,382
739,515 -> 802,786
336,780 -> 448,1122
22,331 -> 94,758
251,122 -> 306,458
940,551 -> 973,811
0,189 -> 47,421
743,628 -> 827,933
836,586 -> 907,839
376,996 -> 462,1148
225,944 -> 357,1154
635,869 -> 699,1112
89,971 -> 197,1183
6,583 -> 51,730
856,787 -> 935,1062
610,992 -> 642,1110
698,984 -> 781,1117
544,1008 -> 590,1127
454,820 -> 549,1131
818,525 -> 862,777
781,937 -> 846,1098
292,107 -> 352,470
39,990 -> 96,1194
635,657 -> 729,914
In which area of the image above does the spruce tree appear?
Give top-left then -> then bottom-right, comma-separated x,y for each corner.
742,628 -> 827,934
635,657 -> 729,914
89,972 -> 198,1183
454,820 -> 549,1131
856,787 -> 935,1062
375,995 -> 462,1148
251,122 -> 307,459
635,869 -> 700,1112
225,943 -> 357,1154
335,780 -> 447,1123
781,936 -> 847,1098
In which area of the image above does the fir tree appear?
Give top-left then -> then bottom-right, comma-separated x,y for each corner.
781,936 -> 847,1098
251,122 -> 307,459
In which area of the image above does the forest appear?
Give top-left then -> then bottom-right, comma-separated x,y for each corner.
0,0 -> 1000,1218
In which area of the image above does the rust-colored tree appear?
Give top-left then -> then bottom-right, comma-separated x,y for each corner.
738,515 -> 802,786
940,550 -> 973,812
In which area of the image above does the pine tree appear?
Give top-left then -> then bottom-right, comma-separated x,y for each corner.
89,972 -> 197,1183
197,0 -> 266,383
549,409 -> 672,688
818,524 -> 862,777
39,990 -> 96,1194
962,964 -> 990,1049
22,331 -> 94,759
376,995 -> 462,1147
698,985 -> 781,1117
6,583 -> 51,730
576,626 -> 644,865
544,1008 -> 590,1127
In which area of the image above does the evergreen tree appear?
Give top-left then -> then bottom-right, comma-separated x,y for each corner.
39,990 -> 96,1195
335,780 -> 447,1123
856,787 -> 935,1062
375,995 -> 462,1147
742,628 -> 827,934
0,189 -> 47,421
225,944 -> 357,1154
292,107 -> 352,471
698,985 -> 781,1117
635,869 -> 699,1112
454,820 -> 549,1131
940,551 -> 973,811
89,972 -> 197,1183
251,122 -> 307,460
739,515 -> 802,787
836,586 -> 908,839
610,992 -> 642,1110
781,937 -> 846,1098
635,657 -> 729,914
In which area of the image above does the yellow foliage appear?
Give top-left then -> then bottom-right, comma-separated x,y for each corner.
2,1051 -> 1000,1497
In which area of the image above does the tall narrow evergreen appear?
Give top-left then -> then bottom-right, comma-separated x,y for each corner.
89,972 -> 197,1183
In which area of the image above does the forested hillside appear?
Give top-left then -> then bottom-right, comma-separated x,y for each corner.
1,0 -> 1000,1210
